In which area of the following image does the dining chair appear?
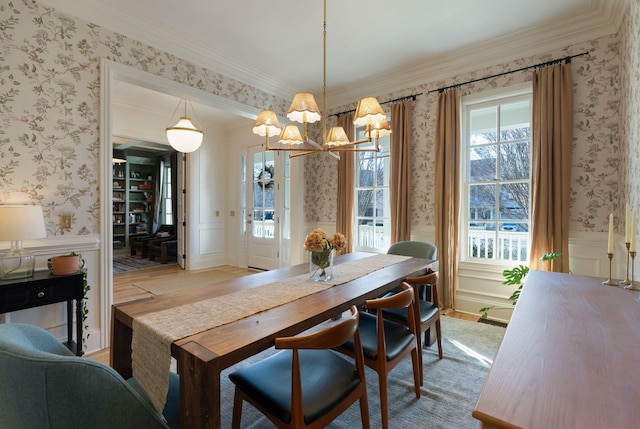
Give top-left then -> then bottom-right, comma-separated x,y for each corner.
228,305 -> 370,429
336,283 -> 421,429
0,323 -> 180,429
382,272 -> 443,384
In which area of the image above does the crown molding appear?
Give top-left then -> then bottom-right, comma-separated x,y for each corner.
40,0 -> 629,110
326,0 -> 629,107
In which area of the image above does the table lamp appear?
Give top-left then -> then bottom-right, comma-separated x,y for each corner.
0,205 -> 47,280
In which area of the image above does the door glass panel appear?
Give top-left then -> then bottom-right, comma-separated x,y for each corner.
252,152 -> 275,239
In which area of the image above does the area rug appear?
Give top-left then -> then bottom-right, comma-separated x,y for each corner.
113,255 -> 165,273
216,315 -> 505,429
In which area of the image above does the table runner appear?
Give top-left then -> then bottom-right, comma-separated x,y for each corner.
132,253 -> 411,412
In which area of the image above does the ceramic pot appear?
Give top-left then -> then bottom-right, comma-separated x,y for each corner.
50,255 -> 80,275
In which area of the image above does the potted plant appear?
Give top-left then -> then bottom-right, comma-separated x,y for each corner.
48,252 -> 91,347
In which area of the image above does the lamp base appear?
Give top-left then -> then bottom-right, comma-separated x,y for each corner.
0,242 -> 36,280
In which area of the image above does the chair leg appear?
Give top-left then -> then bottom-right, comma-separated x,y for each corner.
359,395 -> 371,429
378,374 -> 389,429
435,319 -> 443,359
417,330 -> 424,385
231,388 -> 243,429
411,347 -> 422,398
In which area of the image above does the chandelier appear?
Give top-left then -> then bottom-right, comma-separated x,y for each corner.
166,99 -> 204,153
251,0 -> 391,157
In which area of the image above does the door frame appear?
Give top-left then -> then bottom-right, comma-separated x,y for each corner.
99,59 -> 261,349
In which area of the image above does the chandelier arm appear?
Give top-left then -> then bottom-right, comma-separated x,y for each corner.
266,146 -> 323,152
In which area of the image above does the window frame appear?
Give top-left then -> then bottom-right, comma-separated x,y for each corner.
353,126 -> 392,253
460,84 -> 533,267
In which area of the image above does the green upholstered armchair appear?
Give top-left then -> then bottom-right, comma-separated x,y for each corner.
0,323 -> 179,429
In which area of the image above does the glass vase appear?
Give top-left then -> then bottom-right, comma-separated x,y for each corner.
309,248 -> 334,281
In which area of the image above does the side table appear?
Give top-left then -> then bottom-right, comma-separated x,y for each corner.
0,270 -> 84,355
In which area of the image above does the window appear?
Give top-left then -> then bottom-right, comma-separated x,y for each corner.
462,87 -> 532,263
354,127 -> 391,251
162,163 -> 173,225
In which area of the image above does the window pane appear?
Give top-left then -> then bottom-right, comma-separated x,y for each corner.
499,142 -> 529,180
357,153 -> 375,187
375,189 -> 385,217
470,106 -> 497,145
357,189 -> 374,217
470,146 -> 497,182
499,182 -> 529,220
469,184 -> 496,221
499,100 -> 530,142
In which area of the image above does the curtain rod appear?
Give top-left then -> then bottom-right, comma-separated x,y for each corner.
428,52 -> 589,94
330,93 -> 422,118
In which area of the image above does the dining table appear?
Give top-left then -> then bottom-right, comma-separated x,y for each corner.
473,270 -> 640,428
110,251 -> 433,429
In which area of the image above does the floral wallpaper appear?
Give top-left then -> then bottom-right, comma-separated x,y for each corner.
304,32 -> 625,236
0,0 -> 633,240
0,0 -> 287,236
622,0 -> 640,224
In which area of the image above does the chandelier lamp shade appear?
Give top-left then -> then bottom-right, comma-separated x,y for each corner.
166,99 -> 204,153
251,0 -> 391,157
0,205 -> 47,279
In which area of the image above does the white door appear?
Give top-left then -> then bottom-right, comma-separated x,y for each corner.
246,147 -> 279,270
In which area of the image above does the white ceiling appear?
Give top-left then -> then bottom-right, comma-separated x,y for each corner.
40,0 -> 627,132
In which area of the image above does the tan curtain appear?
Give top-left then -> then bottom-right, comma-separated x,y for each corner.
529,63 -> 573,272
390,101 -> 412,243
434,89 -> 461,309
336,114 -> 355,253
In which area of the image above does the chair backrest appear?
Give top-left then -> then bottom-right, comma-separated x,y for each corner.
0,324 -> 169,429
387,241 -> 437,260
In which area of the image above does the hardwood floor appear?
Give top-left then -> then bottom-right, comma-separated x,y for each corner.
86,263 -> 477,364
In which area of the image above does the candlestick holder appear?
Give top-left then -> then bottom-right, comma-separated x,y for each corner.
620,242 -> 631,285
603,253 -> 617,286
625,251 -> 639,291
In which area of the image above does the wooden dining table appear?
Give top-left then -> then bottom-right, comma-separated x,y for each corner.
473,270 -> 640,428
110,252 -> 433,429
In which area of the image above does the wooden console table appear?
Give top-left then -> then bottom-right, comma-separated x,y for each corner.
473,270 -> 640,428
0,270 -> 84,356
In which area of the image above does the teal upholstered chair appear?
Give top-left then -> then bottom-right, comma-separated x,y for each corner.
0,323 -> 179,429
387,240 -> 437,261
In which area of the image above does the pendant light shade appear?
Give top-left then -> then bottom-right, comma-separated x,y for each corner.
166,100 -> 204,153
252,110 -> 282,137
112,149 -> 127,164
279,125 -> 304,145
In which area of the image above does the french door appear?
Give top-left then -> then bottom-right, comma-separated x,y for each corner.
245,146 -> 280,270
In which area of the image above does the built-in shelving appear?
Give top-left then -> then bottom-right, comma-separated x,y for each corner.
112,154 -> 157,248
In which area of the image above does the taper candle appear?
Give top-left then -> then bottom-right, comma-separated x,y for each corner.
608,213 -> 614,254
626,204 -> 631,242
631,211 -> 637,252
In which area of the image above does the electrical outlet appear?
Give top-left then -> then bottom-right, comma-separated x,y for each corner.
230,210 -> 235,217
215,211 -> 220,217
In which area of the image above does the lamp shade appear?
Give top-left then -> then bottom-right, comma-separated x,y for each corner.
279,125 -> 304,145
252,110 -> 282,137
0,205 -> 46,241
286,93 -> 321,124
112,149 -> 127,164
365,119 -> 392,138
353,97 -> 386,126
166,117 -> 204,153
325,127 -> 351,147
